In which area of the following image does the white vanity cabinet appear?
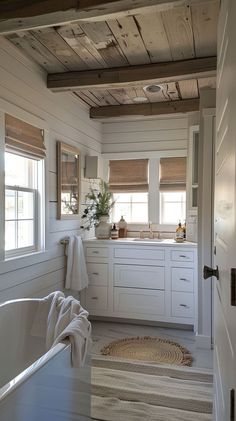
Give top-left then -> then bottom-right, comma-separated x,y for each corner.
83,240 -> 198,330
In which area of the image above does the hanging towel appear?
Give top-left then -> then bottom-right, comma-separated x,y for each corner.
47,294 -> 91,367
65,235 -> 89,292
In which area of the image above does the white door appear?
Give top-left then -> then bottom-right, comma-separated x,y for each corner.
213,0 -> 236,419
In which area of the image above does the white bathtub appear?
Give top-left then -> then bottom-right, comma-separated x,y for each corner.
0,299 -> 91,421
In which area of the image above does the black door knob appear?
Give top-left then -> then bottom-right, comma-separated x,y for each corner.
203,265 -> 219,280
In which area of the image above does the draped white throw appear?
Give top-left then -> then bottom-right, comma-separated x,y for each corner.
46,292 -> 91,367
31,291 -> 91,367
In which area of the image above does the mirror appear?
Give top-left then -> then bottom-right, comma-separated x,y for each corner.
57,141 -> 80,219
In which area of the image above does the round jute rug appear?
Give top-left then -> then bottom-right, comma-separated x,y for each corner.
101,336 -> 193,366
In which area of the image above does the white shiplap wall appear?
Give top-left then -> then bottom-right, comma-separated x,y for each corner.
102,116 -> 189,155
0,37 -> 102,302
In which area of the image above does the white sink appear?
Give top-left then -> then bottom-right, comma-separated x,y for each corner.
133,238 -> 164,242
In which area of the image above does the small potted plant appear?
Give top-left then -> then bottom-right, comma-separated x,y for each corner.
81,180 -> 115,239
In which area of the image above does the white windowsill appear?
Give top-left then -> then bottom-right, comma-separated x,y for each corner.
4,249 -> 45,262
0,248 -> 59,276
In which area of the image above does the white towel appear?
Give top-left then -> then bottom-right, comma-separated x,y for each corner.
46,291 -> 65,345
30,291 -> 63,338
65,235 -> 89,292
46,292 -> 91,367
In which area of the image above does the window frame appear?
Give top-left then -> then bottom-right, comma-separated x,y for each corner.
159,190 -> 186,225
0,107 -> 47,263
104,153 -> 187,232
111,191 -> 149,224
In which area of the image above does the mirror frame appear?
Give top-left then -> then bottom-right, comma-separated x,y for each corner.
57,141 -> 81,220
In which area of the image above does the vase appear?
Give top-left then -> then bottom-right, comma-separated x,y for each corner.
95,215 -> 111,239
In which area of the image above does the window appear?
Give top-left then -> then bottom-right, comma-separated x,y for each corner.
112,192 -> 148,223
5,153 -> 38,254
160,191 -> 186,225
108,156 -> 187,227
4,114 -> 45,258
109,159 -> 149,223
159,157 -> 186,226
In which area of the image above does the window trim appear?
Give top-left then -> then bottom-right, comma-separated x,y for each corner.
0,105 -> 48,264
4,155 -> 45,260
159,190 -> 186,225
104,152 -> 187,231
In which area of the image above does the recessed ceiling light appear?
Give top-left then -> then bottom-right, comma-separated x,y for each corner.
144,84 -> 163,93
133,96 -> 148,103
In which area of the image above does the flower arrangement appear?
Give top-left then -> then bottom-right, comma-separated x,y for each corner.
81,180 -> 115,230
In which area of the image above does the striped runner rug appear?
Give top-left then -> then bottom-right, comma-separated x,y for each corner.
91,357 -> 213,421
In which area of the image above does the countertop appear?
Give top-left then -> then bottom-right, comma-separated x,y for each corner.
83,238 -> 197,247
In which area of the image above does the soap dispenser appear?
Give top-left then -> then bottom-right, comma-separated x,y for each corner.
111,223 -> 119,240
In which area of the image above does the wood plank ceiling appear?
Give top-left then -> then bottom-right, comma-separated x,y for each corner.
6,1 -> 219,111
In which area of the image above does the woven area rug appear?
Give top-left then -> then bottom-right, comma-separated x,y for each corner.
91,357 -> 213,421
101,336 -> 193,366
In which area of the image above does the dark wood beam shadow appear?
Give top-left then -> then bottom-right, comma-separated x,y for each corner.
47,57 -> 217,92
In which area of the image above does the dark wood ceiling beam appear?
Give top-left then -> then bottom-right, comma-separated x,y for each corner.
0,0 -> 219,35
90,98 -> 200,119
47,56 -> 217,92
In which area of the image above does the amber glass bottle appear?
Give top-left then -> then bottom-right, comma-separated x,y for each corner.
175,221 -> 184,242
118,216 -> 127,238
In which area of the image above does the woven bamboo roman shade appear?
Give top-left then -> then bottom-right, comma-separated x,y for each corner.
109,159 -> 149,192
5,114 -> 46,159
159,157 -> 186,191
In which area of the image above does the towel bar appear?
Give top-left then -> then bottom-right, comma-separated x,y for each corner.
60,237 -> 70,245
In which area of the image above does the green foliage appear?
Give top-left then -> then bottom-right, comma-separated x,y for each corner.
80,180 -> 115,230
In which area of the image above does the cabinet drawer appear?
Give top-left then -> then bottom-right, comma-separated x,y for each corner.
114,288 -> 165,316
171,292 -> 194,318
86,247 -> 108,258
114,264 -> 165,290
171,250 -> 194,262
87,263 -> 108,286
86,286 -> 108,311
114,247 -> 165,261
171,268 -> 194,292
